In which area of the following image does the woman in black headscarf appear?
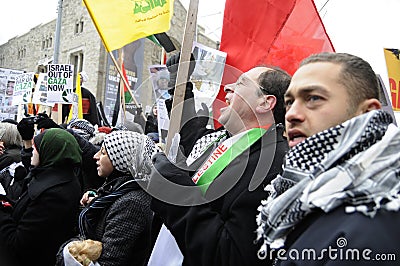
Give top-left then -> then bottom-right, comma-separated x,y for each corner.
0,128 -> 82,266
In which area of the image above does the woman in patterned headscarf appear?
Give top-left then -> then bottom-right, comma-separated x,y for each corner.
78,131 -> 160,266
0,128 -> 82,266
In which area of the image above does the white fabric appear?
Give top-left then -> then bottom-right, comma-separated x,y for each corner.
147,224 -> 183,266
0,182 -> 5,195
63,242 -> 100,266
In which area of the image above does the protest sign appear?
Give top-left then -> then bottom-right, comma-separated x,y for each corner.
46,64 -> 74,104
149,65 -> 170,101
148,65 -> 170,143
191,42 -> 226,113
0,68 -> 24,120
12,72 -> 35,105
32,73 -> 53,106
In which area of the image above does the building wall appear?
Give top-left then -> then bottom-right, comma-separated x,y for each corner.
0,0 -> 217,111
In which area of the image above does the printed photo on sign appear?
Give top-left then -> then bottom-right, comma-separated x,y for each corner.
0,68 -> 24,120
6,80 -> 14,96
191,42 -> 227,112
149,65 -> 171,101
32,73 -> 53,106
0,79 -> 6,94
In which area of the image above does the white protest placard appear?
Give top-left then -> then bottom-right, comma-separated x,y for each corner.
46,64 -> 74,104
12,72 -> 35,105
0,68 -> 24,120
156,99 -> 169,131
32,73 -> 54,106
148,65 -> 170,143
149,65 -> 171,101
191,42 -> 227,112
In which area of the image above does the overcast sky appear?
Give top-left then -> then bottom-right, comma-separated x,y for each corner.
1,0 -> 398,75
1,0 -> 399,118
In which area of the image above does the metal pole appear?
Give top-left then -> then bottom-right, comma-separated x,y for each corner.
53,0 -> 63,124
53,0 -> 63,64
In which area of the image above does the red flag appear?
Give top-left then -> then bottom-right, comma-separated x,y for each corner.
121,63 -> 132,103
214,0 -> 334,127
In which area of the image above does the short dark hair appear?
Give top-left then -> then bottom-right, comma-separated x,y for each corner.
300,52 -> 380,107
257,67 -> 291,124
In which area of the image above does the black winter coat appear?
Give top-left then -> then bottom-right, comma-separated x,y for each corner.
68,130 -> 104,191
0,145 -> 21,171
151,126 -> 288,266
81,176 -> 153,266
0,167 -> 81,266
277,205 -> 400,266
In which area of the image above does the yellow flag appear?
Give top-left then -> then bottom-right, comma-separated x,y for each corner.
384,48 -> 400,111
67,73 -> 83,122
83,0 -> 174,52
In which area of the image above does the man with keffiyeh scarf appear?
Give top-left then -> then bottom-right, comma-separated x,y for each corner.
149,65 -> 291,266
256,52 -> 400,265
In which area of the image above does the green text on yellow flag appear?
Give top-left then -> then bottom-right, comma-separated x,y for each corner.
83,0 -> 174,52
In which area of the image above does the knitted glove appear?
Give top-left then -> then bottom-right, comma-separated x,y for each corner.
17,117 -> 35,140
167,52 -> 196,91
36,113 -> 60,129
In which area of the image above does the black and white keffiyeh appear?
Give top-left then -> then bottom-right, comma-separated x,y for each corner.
68,118 -> 95,139
103,131 -> 160,180
256,110 -> 400,257
186,130 -> 228,166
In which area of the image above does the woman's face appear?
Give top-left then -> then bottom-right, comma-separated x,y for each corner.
31,144 -> 40,167
93,146 -> 114,177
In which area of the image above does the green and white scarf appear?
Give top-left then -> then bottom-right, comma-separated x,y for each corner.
189,127 -> 269,194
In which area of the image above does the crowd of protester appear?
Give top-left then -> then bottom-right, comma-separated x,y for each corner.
0,51 -> 399,266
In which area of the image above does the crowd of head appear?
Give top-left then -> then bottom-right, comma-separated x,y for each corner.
0,51 -> 399,266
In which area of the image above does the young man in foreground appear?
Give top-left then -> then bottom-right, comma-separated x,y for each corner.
257,52 -> 400,265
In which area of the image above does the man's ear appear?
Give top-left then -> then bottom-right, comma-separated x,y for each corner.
356,98 -> 382,115
256,95 -> 276,113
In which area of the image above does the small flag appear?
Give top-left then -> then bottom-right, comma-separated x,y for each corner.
122,63 -> 132,104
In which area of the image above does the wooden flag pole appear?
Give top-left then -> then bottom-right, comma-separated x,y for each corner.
117,48 -> 126,125
108,51 -> 147,121
165,0 -> 199,154
57,103 -> 63,124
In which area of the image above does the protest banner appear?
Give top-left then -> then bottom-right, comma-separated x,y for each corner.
104,41 -> 144,125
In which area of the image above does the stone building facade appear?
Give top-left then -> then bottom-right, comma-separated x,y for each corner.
0,0 -> 217,113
